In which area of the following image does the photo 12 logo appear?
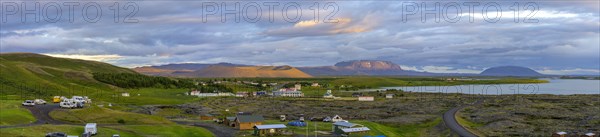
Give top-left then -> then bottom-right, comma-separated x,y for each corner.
401,1 -> 539,23
1,1 -> 139,23
200,2 -> 340,23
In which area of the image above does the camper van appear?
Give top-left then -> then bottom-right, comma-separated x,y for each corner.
72,96 -> 86,104
60,101 -> 75,109
85,123 -> 97,135
52,96 -> 61,103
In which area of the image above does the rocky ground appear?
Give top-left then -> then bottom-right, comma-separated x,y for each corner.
460,95 -> 600,136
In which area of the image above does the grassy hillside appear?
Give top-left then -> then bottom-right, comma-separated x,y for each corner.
0,53 -> 135,99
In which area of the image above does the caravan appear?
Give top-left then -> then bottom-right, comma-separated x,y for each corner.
85,123 -> 97,135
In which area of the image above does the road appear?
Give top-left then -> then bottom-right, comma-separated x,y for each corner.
443,100 -> 483,137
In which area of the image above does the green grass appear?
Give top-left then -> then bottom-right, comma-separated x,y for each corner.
105,125 -> 214,137
352,118 -> 441,137
0,124 -> 135,137
455,112 -> 485,136
49,106 -> 173,124
0,124 -> 214,137
0,100 -> 36,126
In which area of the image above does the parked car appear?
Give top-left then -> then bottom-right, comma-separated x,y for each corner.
34,99 -> 47,105
22,100 -> 35,106
112,134 -> 120,137
45,132 -> 67,137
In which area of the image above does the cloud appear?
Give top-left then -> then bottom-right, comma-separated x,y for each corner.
263,15 -> 379,37
44,54 -> 123,62
0,1 -> 598,75
537,68 -> 600,75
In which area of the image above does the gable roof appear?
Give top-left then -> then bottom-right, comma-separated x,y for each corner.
254,124 -> 287,129
341,127 -> 370,133
333,121 -> 357,127
226,117 -> 236,121
236,115 -> 264,123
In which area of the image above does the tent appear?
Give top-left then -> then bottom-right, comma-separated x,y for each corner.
287,121 -> 306,127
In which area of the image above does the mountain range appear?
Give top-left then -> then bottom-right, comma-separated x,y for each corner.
133,60 -> 545,77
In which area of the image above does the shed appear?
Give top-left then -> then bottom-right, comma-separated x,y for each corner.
253,124 -> 287,137
225,117 -> 237,127
332,121 -> 370,135
235,115 -> 264,130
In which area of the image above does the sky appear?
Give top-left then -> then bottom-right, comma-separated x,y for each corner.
0,0 -> 599,75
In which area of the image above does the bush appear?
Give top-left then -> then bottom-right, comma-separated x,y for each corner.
117,119 -> 126,124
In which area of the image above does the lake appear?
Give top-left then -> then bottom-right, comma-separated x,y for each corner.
376,79 -> 600,95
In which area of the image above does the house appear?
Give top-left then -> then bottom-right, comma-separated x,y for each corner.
358,96 -> 374,101
253,124 -> 287,137
273,91 -> 304,97
121,92 -> 130,97
236,92 -> 249,97
332,121 -> 370,135
581,133 -> 596,137
294,84 -> 301,90
190,90 -> 201,96
331,115 -> 343,122
386,94 -> 394,99
552,131 -> 567,137
311,83 -> 320,87
235,115 -> 264,130
279,88 -> 297,92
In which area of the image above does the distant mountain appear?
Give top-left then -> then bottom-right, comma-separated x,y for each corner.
133,63 -> 247,76
298,60 -> 434,76
480,66 -> 544,76
152,62 -> 247,71
188,65 -> 312,78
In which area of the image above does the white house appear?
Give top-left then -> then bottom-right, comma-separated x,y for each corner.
190,90 -> 201,96
273,91 -> 304,97
358,96 -> 374,101
385,94 -> 394,99
331,115 -> 343,122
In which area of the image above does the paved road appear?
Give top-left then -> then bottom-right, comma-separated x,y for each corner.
0,104 -> 69,128
172,120 -> 238,137
443,100 -> 483,137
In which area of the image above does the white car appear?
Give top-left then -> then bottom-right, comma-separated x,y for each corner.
34,99 -> 47,105
22,100 -> 35,106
